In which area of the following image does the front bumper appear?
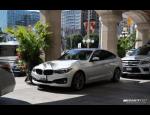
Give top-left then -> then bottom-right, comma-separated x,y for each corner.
31,71 -> 74,87
122,65 -> 150,75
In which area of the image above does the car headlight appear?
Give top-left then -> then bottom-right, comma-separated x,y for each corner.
32,68 -> 36,72
140,61 -> 150,65
55,68 -> 72,74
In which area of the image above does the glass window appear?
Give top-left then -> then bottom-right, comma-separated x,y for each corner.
92,50 -> 116,61
59,49 -> 93,60
131,46 -> 150,56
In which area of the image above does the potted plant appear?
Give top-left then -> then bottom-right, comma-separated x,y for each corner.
6,21 -> 52,83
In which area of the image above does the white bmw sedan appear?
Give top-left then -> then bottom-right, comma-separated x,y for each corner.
31,48 -> 122,90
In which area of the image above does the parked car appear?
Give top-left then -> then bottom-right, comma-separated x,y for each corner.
122,45 -> 150,76
12,60 -> 26,77
0,33 -> 19,44
0,33 -> 24,77
125,49 -> 136,57
0,61 -> 16,96
31,48 -> 122,90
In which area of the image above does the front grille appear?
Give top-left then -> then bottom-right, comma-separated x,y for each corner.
143,67 -> 149,72
36,69 -> 43,75
123,67 -> 141,73
35,69 -> 54,75
122,60 -> 140,66
43,70 -> 53,75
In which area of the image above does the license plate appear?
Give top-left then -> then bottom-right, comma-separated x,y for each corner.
39,76 -> 47,81
126,67 -> 132,71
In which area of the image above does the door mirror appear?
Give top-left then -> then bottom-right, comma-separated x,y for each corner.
91,57 -> 100,62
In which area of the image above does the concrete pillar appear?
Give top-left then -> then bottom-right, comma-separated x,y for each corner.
99,12 -> 122,54
40,10 -> 61,61
135,23 -> 150,48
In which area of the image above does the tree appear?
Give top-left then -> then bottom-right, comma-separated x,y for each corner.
117,31 -> 136,57
66,34 -> 83,49
6,21 -> 52,83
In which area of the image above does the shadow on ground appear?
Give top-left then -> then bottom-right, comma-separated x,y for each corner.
0,97 -> 31,105
35,78 -> 150,105
122,75 -> 150,80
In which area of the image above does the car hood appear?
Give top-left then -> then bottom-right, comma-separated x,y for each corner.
122,55 -> 150,61
34,60 -> 78,70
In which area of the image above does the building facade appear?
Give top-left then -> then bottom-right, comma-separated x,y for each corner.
81,10 -> 100,36
0,10 -> 40,31
61,10 -> 100,37
61,10 -> 82,37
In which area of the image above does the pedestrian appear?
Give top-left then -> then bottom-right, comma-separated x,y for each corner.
25,58 -> 43,84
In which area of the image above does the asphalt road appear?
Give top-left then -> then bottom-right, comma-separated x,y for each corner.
0,76 -> 150,105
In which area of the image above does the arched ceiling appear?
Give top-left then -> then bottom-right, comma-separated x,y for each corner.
95,10 -> 150,24
123,10 -> 150,24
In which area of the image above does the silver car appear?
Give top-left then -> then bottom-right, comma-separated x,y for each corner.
31,48 -> 122,90
122,45 -> 150,76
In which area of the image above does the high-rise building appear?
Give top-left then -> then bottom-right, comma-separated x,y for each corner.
61,10 -> 99,37
61,10 -> 82,37
0,10 -> 40,31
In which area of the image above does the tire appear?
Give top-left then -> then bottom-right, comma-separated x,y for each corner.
121,74 -> 127,77
37,85 -> 45,90
112,68 -> 121,82
71,71 -> 85,91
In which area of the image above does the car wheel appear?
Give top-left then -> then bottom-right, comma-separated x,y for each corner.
71,71 -> 85,91
37,85 -> 45,90
121,74 -> 127,77
112,68 -> 121,82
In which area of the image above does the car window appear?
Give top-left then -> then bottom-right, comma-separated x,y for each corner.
92,50 -> 101,61
92,50 -> 116,61
59,49 -> 93,60
131,46 -> 150,56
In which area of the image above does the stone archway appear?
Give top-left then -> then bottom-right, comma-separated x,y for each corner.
39,10 -> 150,60
95,10 -> 150,54
122,10 -> 150,48
40,10 -> 61,61
95,10 -> 123,54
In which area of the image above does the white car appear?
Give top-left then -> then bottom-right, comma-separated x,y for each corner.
122,45 -> 150,76
31,48 -> 122,90
125,49 -> 136,57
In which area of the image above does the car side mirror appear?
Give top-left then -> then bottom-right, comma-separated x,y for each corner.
90,57 -> 100,62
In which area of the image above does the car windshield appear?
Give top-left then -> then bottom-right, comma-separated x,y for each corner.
59,49 -> 93,60
130,46 -> 150,56
126,49 -> 136,56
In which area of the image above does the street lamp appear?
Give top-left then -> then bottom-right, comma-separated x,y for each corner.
82,10 -> 94,48
120,27 -> 129,38
82,38 -> 94,48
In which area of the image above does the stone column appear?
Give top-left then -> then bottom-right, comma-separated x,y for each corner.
135,23 -> 150,48
40,10 -> 61,61
98,12 -> 122,54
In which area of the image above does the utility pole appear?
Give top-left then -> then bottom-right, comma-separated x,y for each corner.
87,10 -> 90,48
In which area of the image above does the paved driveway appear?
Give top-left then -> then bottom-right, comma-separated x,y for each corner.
0,76 -> 150,105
